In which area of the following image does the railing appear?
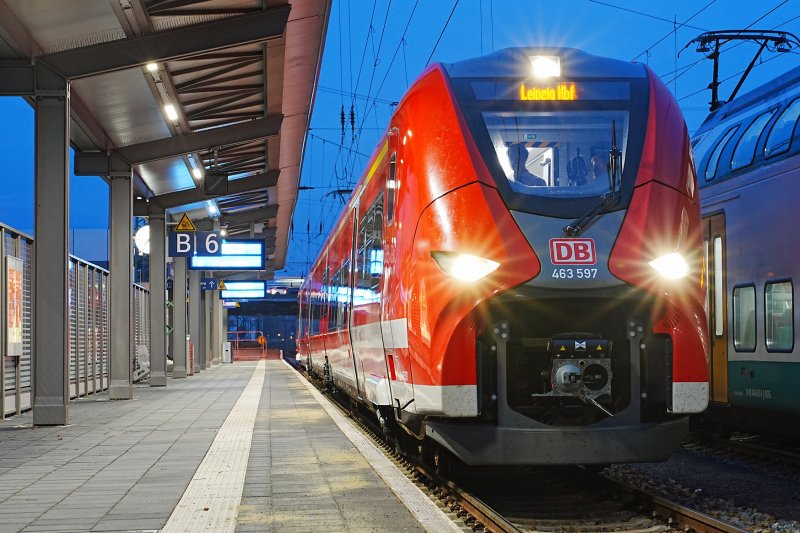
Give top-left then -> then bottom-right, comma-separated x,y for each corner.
68,256 -> 111,399
1,223 -> 33,417
1,221 -> 151,417
227,330 -> 266,350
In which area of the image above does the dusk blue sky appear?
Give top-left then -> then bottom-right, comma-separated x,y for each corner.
1,1 -> 799,274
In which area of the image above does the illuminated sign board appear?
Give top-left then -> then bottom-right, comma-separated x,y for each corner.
189,239 -> 265,270
470,81 -> 630,101
519,82 -> 577,101
220,281 -> 266,300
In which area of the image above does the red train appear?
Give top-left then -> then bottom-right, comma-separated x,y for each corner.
298,48 -> 709,465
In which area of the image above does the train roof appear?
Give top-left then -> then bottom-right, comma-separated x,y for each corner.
695,63 -> 800,137
441,47 -> 648,80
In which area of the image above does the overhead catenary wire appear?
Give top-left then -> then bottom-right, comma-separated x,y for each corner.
425,0 -> 461,67
587,0 -> 705,31
630,0 -> 715,62
663,0 -> 790,87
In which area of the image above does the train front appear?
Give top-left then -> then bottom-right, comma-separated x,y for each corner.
409,48 -> 709,465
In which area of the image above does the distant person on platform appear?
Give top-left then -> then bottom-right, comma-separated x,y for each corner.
508,143 -> 546,187
589,154 -> 611,192
567,147 -> 589,186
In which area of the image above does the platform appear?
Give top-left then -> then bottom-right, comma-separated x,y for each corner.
0,361 -> 460,532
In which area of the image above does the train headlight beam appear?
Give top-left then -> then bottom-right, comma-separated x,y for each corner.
431,251 -> 500,282
649,252 -> 691,280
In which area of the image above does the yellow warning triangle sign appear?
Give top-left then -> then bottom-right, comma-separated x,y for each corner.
559,345 -> 566,351
175,213 -> 196,232
217,280 -> 227,290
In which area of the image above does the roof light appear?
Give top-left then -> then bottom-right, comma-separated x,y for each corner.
134,225 -> 150,255
164,104 -> 179,122
431,251 -> 500,282
206,200 -> 220,218
192,167 -> 203,180
146,62 -> 158,73
649,252 -> 691,280
530,55 -> 561,78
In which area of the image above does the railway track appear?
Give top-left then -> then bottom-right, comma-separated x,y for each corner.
304,370 -> 743,532
688,432 -> 800,471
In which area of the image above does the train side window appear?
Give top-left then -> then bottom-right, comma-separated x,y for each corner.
704,126 -> 738,181
330,269 -> 341,330
387,153 -> 396,225
731,110 -> 774,171
356,194 -> 384,302
764,98 -> 800,158
733,284 -> 756,352
765,280 -> 793,352
321,267 -> 329,325
310,284 -> 320,335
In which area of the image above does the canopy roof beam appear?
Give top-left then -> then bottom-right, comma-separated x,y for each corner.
38,5 -> 290,79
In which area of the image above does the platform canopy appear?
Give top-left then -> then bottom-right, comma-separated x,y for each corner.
0,0 -> 330,275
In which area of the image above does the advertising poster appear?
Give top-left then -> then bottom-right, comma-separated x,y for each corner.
6,256 -> 23,357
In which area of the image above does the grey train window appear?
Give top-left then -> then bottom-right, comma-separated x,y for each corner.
733,285 -> 756,351
730,110 -> 774,171
765,98 -> 800,158
765,281 -> 793,352
705,126 -> 738,181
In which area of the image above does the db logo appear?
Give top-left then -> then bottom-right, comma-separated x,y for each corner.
549,238 -> 596,265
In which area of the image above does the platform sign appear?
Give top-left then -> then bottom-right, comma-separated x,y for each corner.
189,239 -> 265,270
220,280 -> 266,300
222,300 -> 240,308
200,278 -> 217,290
169,231 -> 222,257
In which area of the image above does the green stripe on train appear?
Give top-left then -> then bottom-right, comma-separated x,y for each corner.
727,360 -> 800,413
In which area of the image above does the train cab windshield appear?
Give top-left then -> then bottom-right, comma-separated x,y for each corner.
448,70 -> 648,217
481,110 -> 629,197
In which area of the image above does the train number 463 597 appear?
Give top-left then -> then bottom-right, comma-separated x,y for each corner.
551,268 -> 598,279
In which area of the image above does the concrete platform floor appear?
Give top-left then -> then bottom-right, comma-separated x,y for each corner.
0,361 -> 458,532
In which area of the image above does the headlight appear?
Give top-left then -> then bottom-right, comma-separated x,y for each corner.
649,252 -> 691,280
431,251 -> 500,282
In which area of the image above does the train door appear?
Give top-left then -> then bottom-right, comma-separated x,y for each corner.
350,189 -> 386,403
704,213 -> 729,404
381,147 -> 415,413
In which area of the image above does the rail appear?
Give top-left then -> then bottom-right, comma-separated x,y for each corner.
227,330 -> 267,351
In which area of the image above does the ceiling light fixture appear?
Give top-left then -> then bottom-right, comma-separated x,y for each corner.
164,104 -> 179,122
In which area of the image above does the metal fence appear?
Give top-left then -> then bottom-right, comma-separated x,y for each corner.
1,222 -> 150,416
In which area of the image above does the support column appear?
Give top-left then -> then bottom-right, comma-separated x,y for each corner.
204,280 -> 212,367
188,270 -> 201,374
222,308 -> 229,362
210,289 -> 220,365
172,256 -> 187,378
109,172 -> 133,400
198,289 -> 207,370
149,208 -> 167,386
32,64 -> 70,425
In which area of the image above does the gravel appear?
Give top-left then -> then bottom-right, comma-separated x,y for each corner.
604,444 -> 800,532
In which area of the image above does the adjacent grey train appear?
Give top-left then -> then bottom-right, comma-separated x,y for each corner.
692,64 -> 800,438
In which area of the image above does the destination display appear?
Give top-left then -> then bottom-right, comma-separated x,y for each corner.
188,239 -> 265,270
220,281 -> 266,300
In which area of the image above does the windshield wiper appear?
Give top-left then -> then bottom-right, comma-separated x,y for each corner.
562,121 -> 623,237
562,192 -> 619,236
